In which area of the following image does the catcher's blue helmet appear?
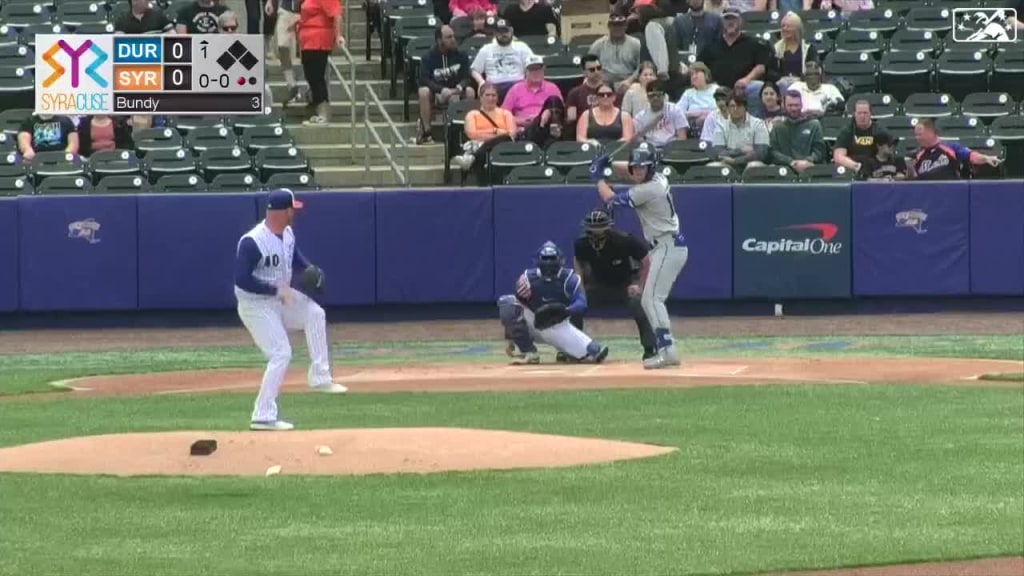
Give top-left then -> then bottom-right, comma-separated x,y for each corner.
535,241 -> 564,278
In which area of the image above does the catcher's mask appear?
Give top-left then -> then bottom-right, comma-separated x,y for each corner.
628,142 -> 657,182
535,241 -> 564,279
583,209 -> 613,249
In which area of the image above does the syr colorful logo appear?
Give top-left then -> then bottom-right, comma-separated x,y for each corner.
42,39 -> 109,89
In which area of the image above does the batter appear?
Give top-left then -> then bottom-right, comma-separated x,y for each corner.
234,189 -> 346,432
590,143 -> 688,369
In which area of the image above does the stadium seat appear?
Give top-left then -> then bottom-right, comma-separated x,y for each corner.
519,35 -> 564,58
935,115 -> 988,140
888,29 -> 943,55
2,4 -> 52,28
36,175 -> 92,195
903,7 -> 954,36
564,164 -> 597,184
227,113 -> 284,135
875,0 -> 919,15
0,44 -> 31,70
800,10 -> 843,39
960,92 -> 1017,124
264,172 -> 320,191
0,132 -> 15,153
845,93 -> 898,118
989,115 -> 1024,177
133,128 -> 185,157
742,9 -> 783,27
542,54 -> 585,95
834,29 -> 886,57
209,173 -> 261,192
88,149 -> 142,183
959,137 -> 1006,179
0,109 -> 29,136
991,47 -> 1024,101
660,139 -> 714,172
681,164 -> 739,183
936,50 -> 992,101
806,30 -> 835,57
742,164 -> 800,183
896,137 -> 919,158
443,99 -> 478,181
240,125 -> 295,154
459,35 -> 491,58
0,174 -> 32,196
845,8 -> 901,36
143,148 -> 198,183
391,14 -> 442,98
878,52 -> 934,102
568,34 -> 602,53
823,52 -> 878,93
903,92 -> 959,118
254,147 -> 311,182
504,165 -> 565,185
877,115 -> 920,141
17,24 -> 64,48
0,67 -> 34,108
186,127 -> 239,153
199,147 -> 253,182
820,115 -> 848,142
402,35 -> 437,122
29,151 -> 85,184
73,22 -> 116,35
488,141 -> 543,185
653,164 -> 684,183
94,175 -> 152,195
153,173 -> 208,193
544,141 -> 598,170
55,2 -> 109,27
800,164 -> 857,182
169,116 -> 227,133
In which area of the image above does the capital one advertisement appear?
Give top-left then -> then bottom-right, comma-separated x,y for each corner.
733,185 -> 852,299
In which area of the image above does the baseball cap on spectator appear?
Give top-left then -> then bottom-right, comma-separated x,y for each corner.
525,55 -> 545,69
268,188 -> 303,210
722,7 -> 742,18
495,18 -> 510,31
714,86 -> 732,100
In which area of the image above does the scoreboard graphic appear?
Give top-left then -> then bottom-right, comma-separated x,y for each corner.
34,34 -> 266,116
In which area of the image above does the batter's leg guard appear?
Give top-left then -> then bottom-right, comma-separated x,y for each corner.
497,295 -> 537,354
627,292 -> 658,359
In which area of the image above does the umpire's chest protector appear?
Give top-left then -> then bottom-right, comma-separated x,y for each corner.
525,269 -> 573,310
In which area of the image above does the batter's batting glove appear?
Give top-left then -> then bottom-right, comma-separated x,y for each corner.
300,265 -> 325,295
589,155 -> 611,182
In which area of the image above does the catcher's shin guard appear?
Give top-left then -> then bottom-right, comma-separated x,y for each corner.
497,295 -> 537,354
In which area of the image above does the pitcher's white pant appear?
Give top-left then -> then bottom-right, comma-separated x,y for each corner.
643,237 -> 689,350
521,308 -> 594,359
237,291 -> 333,422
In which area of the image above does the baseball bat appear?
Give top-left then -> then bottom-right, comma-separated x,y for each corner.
602,110 -> 665,160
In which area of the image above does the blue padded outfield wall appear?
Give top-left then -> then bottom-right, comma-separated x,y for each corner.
0,181 -> 1021,312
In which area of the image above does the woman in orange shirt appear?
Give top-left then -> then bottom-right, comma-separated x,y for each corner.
297,0 -> 344,126
452,82 -> 516,184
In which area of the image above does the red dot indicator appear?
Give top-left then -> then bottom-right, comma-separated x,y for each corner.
237,77 -> 246,86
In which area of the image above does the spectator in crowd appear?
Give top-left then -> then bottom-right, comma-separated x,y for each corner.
589,14 -> 643,94
709,91 -> 770,169
908,118 -> 1001,180
621,61 -> 658,117
270,0 -> 307,106
115,0 -> 174,33
298,0 -> 344,126
771,12 -> 819,94
501,0 -> 558,38
832,100 -> 886,173
452,82 -> 517,181
676,61 -> 719,132
78,116 -> 132,158
450,0 -> 496,22
787,61 -> 844,117
729,0 -> 769,11
243,0 -> 274,41
18,114 -> 78,161
634,79 -> 689,148
502,56 -> 565,140
697,8 -> 770,116
467,7 -> 492,38
670,0 -> 723,55
759,82 -> 783,125
470,19 -> 535,100
615,1 -> 682,84
175,0 -> 229,33
566,55 -> 607,124
699,85 -> 732,142
705,0 -> 724,13
858,132 -> 907,180
818,0 -> 874,13
417,25 -> 474,144
576,83 -> 635,144
769,90 -> 826,173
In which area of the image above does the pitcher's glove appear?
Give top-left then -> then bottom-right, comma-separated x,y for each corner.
300,265 -> 325,294
533,302 -> 570,330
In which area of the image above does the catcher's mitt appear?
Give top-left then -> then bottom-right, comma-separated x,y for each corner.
300,265 -> 325,294
533,302 -> 570,330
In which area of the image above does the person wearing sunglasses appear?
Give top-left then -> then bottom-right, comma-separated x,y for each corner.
633,79 -> 689,149
218,10 -> 240,32
576,83 -> 635,145
565,55 -> 608,125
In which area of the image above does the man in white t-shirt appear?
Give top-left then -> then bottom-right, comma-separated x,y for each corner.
634,79 -> 689,148
787,62 -> 845,117
470,19 -> 536,100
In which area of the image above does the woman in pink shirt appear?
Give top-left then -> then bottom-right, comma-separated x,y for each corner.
450,0 -> 495,20
501,57 -> 565,143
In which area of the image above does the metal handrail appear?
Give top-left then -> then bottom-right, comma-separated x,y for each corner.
362,82 -> 410,186
327,46 -> 358,146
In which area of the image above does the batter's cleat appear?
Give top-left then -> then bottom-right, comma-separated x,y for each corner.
311,382 -> 348,394
250,420 -> 295,431
511,351 -> 540,365
505,340 -> 525,359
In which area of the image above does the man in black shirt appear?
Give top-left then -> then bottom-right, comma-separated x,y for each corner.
860,132 -> 908,181
501,0 -> 558,39
833,100 -> 890,176
175,0 -> 229,34
115,0 -> 174,34
571,209 -> 658,361
696,8 -> 769,116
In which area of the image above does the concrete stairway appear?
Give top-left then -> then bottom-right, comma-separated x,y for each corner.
228,0 -> 447,188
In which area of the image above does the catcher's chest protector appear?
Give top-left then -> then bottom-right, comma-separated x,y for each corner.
524,268 -> 573,311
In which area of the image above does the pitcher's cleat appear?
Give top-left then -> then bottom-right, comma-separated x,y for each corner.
250,420 -> 295,431
511,351 -> 541,365
311,382 -> 348,394
660,344 -> 681,366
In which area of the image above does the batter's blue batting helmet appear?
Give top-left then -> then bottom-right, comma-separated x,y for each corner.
628,143 -> 657,168
535,241 -> 563,278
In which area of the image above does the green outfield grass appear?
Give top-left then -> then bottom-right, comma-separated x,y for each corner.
0,334 -> 1021,575
980,372 -> 1024,382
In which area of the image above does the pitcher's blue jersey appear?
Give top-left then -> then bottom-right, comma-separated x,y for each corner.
515,268 -> 587,313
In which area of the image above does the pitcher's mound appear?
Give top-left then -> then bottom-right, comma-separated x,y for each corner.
0,428 -> 676,477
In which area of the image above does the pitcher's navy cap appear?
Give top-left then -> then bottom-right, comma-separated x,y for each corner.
268,188 -> 304,210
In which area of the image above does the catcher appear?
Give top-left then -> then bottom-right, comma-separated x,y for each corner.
571,209 -> 658,362
498,241 -> 610,365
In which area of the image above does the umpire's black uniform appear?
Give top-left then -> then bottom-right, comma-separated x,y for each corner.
572,228 -> 658,360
